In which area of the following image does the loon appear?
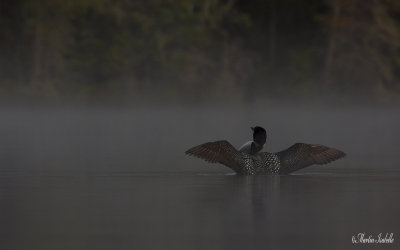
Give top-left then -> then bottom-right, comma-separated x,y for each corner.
185,126 -> 345,175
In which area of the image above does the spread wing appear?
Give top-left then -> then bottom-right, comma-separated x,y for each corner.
185,140 -> 244,172
276,143 -> 346,174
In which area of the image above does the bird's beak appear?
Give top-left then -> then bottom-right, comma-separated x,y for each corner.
251,127 -> 254,131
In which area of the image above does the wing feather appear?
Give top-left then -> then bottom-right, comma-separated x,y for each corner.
185,140 -> 243,171
276,143 -> 346,174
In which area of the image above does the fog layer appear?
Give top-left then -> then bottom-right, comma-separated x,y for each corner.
1,104 -> 399,174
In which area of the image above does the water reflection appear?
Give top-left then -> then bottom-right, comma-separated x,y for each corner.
1,173 -> 399,249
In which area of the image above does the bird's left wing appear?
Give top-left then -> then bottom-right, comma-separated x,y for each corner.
276,143 -> 346,174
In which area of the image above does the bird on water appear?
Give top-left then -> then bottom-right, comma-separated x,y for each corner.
185,126 -> 345,175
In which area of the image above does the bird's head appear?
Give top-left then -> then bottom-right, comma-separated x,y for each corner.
251,126 -> 267,145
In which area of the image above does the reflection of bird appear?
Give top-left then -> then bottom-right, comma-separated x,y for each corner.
185,126 -> 345,175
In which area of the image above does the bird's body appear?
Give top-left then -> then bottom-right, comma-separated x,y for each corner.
185,127 -> 345,175
240,151 -> 281,175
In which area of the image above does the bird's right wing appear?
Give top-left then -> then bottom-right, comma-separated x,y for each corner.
185,140 -> 244,172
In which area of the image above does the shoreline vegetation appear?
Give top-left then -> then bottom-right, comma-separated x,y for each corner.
1,0 -> 400,103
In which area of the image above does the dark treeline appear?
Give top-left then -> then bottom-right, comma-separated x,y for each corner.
0,0 -> 400,103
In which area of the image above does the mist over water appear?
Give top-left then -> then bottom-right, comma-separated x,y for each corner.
1,104 -> 399,249
1,104 -> 399,173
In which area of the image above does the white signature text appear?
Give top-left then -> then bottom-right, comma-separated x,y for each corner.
352,233 -> 394,244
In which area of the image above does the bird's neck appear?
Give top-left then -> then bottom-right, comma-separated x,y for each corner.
251,141 -> 263,154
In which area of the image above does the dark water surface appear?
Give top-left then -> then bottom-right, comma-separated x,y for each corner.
0,105 -> 399,249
